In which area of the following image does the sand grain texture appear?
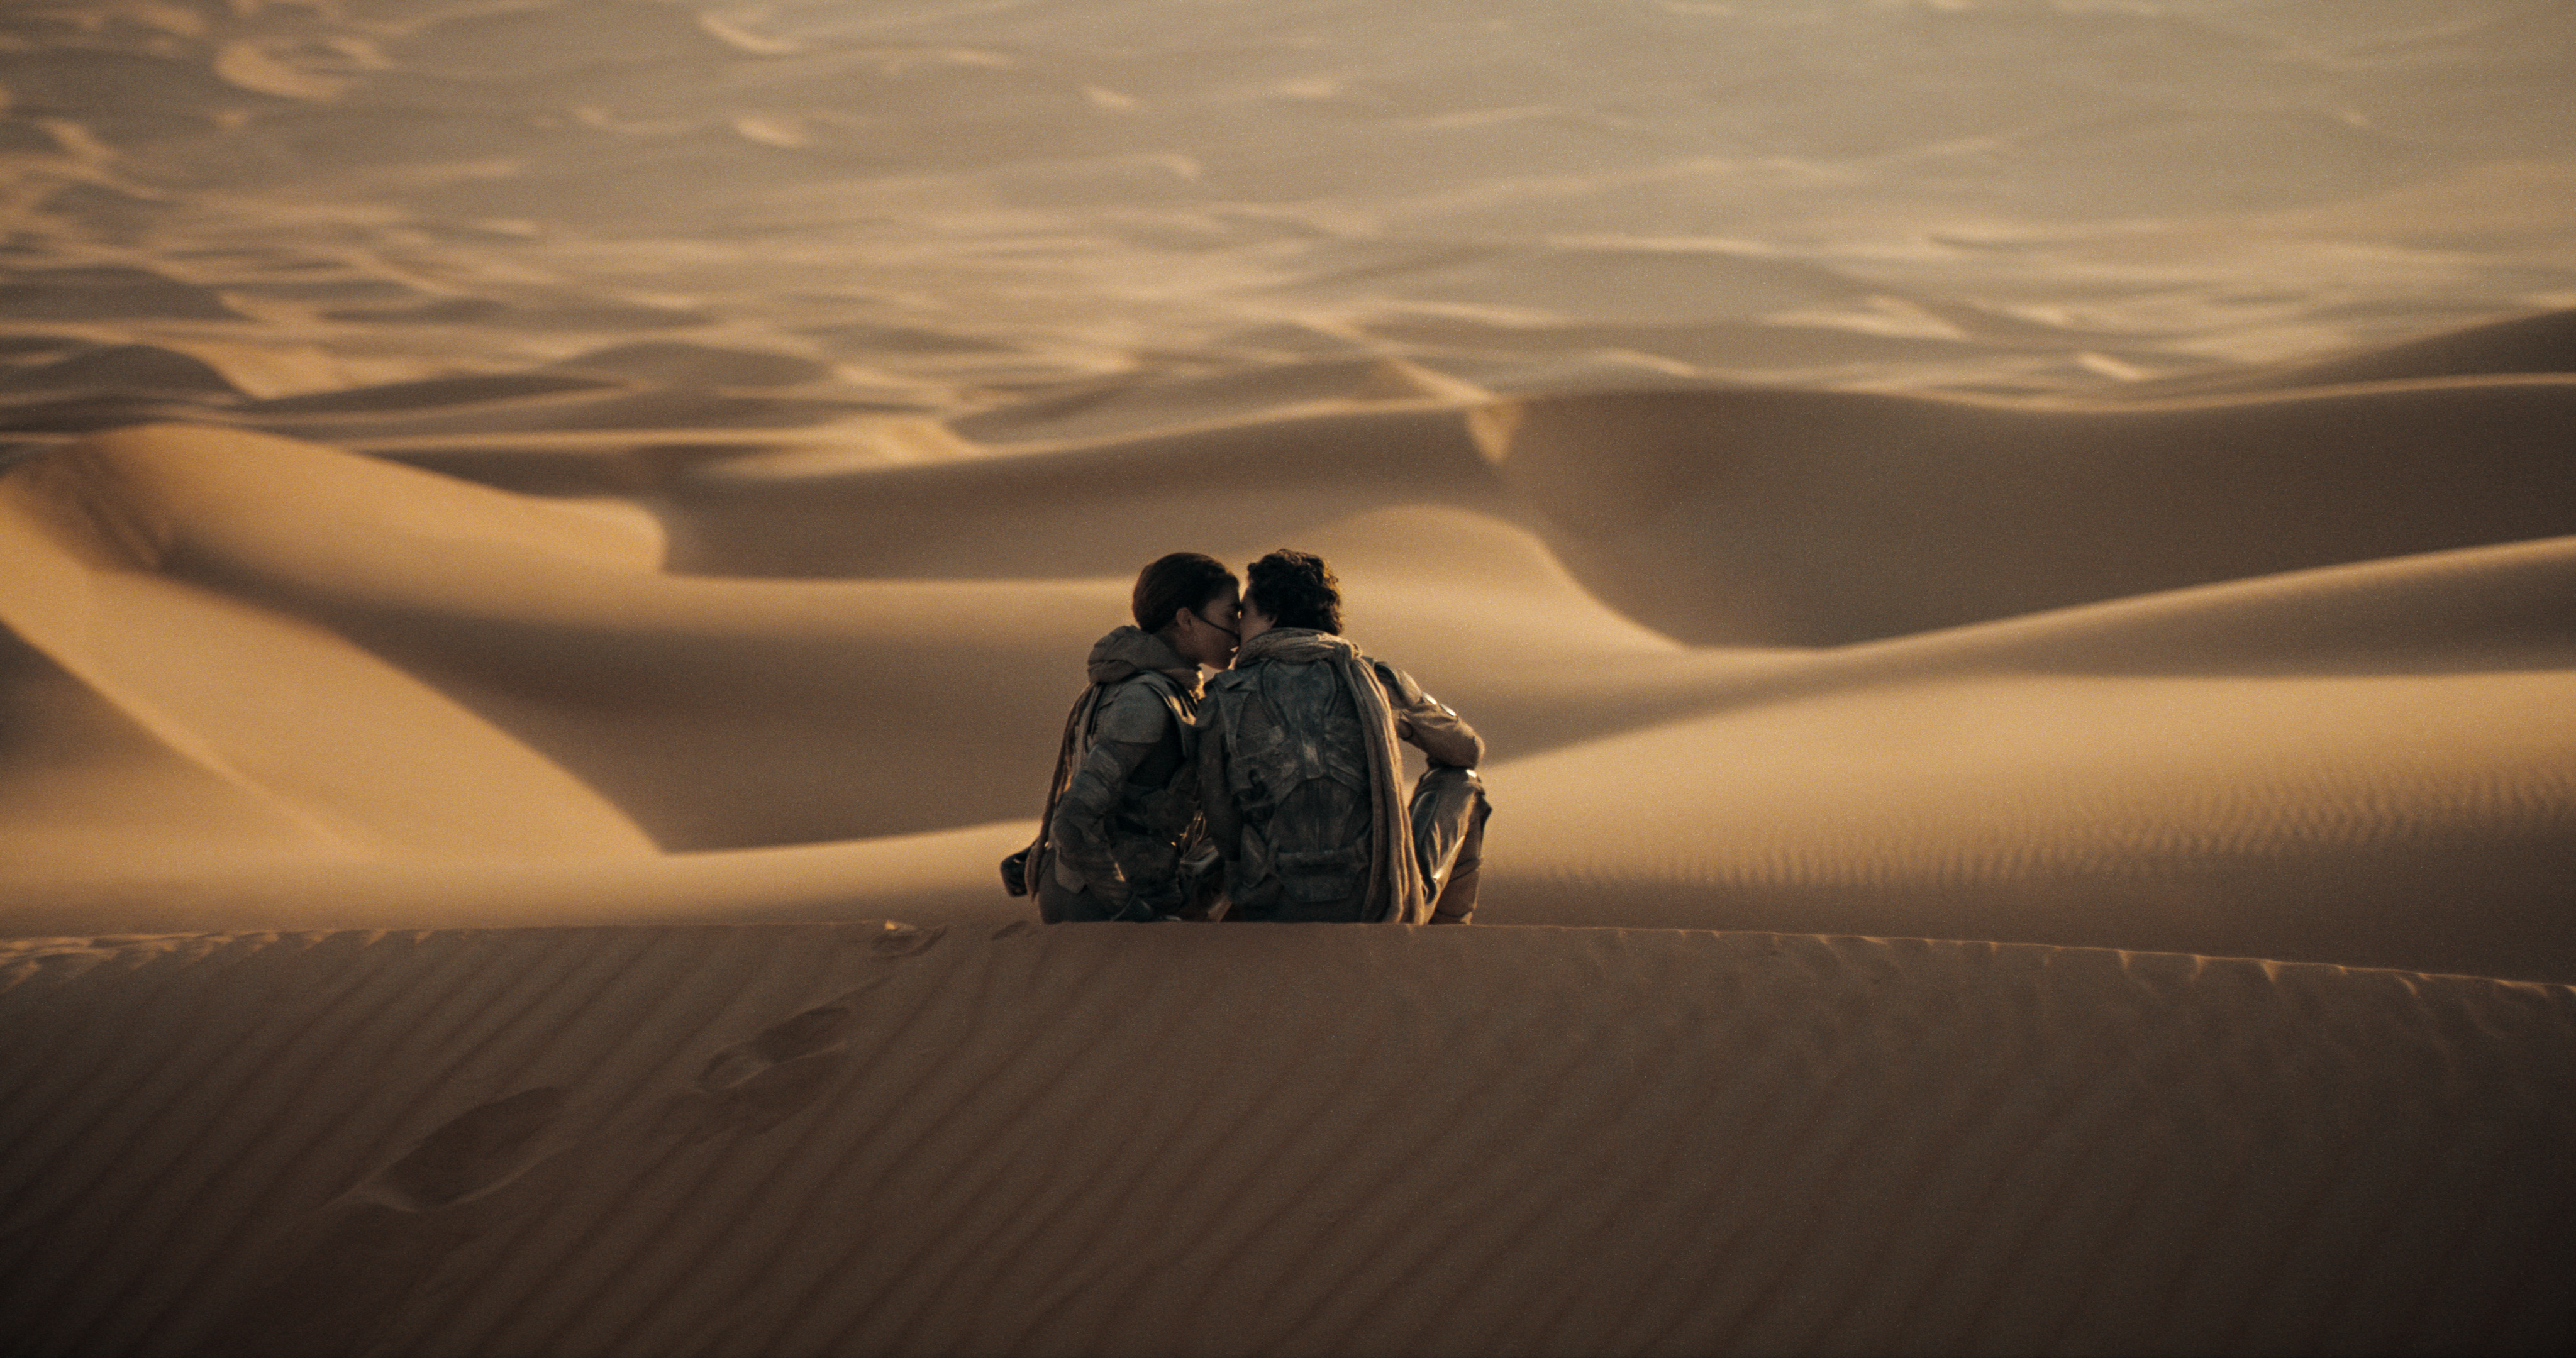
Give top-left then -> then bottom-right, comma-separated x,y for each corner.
1,922 -> 2570,1358
3,8 -> 2575,1352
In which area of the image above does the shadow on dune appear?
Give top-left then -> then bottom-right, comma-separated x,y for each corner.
1484,378 -> 2576,645
2126,307 -> 2576,397
0,313 -> 2570,962
653,369 -> 2576,650
660,406 -> 1506,578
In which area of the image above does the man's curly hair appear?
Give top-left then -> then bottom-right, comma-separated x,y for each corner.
1245,549 -> 1342,634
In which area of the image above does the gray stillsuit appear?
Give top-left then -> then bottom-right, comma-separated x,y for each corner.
1040,626 -> 1206,922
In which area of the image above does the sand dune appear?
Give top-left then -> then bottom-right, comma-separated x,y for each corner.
0,431 -> 656,869
0,826 -> 1035,942
1480,667 -> 2576,982
1462,529 -> 2576,980
648,368 -> 2576,651
4,10 -> 2575,1351
1,923 -> 2568,1357
1484,377 -> 2576,644
0,424 -> 1740,863
0,426 -> 1106,854
2132,307 -> 2576,397
0,343 -> 239,400
1838,533 -> 2576,678
0,267 -> 242,323
4,402 -> 2572,986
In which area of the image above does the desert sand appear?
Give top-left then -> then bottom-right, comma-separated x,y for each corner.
4,923 -> 2573,1357
4,1 -> 2574,1353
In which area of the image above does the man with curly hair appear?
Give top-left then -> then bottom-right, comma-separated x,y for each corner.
1197,549 -> 1491,924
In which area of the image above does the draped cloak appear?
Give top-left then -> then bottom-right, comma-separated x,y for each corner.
1199,627 -> 1431,925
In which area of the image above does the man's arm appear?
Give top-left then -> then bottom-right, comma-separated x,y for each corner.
1048,684 -> 1175,910
1374,660 -> 1484,768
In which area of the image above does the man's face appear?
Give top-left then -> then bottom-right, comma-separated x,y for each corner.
1176,585 -> 1241,669
1235,596 -> 1274,647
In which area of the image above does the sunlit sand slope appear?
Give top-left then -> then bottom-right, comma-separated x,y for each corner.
0,428 -> 657,867
1,923 -> 2569,1358
1482,668 -> 2576,983
3,417 -> 2570,976
1474,536 -> 2576,982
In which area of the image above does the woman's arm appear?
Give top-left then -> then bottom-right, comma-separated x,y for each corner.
1048,683 -> 1168,908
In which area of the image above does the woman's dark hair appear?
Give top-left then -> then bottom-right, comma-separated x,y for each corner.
1133,552 -> 1238,633
1245,549 -> 1342,634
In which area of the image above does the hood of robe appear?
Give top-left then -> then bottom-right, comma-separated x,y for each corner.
1087,625 -> 1204,695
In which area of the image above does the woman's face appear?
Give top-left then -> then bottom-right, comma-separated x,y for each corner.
1174,585 -> 1242,669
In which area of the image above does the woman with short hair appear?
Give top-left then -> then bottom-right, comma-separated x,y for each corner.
1007,552 -> 1241,922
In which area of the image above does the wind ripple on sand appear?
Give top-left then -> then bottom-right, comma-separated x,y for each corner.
1482,669 -> 2576,982
0,923 -> 2568,1357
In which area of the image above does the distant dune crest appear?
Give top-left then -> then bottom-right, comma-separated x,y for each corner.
1,318 -> 2570,982
2,6 -> 2573,1352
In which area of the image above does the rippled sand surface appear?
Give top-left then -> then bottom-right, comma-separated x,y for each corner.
6,924 -> 2573,1357
3,2 -> 2573,1354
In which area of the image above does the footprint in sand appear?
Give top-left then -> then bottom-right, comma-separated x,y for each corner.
214,1090 -> 567,1355
697,1004 -> 853,1092
364,1086 -> 564,1212
872,921 -> 945,957
680,925 -> 950,1135
686,1004 -> 856,1134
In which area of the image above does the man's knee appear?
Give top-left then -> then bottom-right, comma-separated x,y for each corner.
1413,766 -> 1491,922
1454,778 -> 1490,871
1413,764 -> 1485,820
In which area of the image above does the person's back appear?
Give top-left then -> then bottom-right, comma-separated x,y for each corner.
1203,631 -> 1380,920
1200,550 -> 1491,924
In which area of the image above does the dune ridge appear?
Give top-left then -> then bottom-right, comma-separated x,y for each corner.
2,8 -> 2572,1354
1480,668 -> 2576,981
0,825 -> 1036,942
1,922 -> 2569,1358
2123,307 -> 2576,397
1482,377 -> 2576,644
0,438 -> 656,865
3,402 -> 2571,984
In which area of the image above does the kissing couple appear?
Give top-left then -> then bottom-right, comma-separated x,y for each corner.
1004,550 -> 1491,925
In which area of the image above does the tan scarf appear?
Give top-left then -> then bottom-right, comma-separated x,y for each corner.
1231,627 -> 1431,925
